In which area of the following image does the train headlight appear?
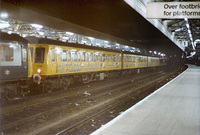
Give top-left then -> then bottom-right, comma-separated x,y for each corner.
37,69 -> 41,73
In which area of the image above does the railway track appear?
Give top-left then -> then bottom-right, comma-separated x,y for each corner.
53,70 -> 177,135
0,67 -> 186,135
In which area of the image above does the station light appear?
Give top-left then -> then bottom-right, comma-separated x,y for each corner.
175,28 -> 182,32
31,24 -> 43,29
189,33 -> 192,38
184,18 -> 188,22
66,32 -> 74,35
38,31 -> 44,36
186,23 -> 189,29
0,12 -> 8,19
62,36 -> 69,40
104,41 -> 108,43
125,46 -> 129,48
0,22 -> 9,29
188,29 -> 191,34
22,34 -> 27,37
96,42 -> 100,45
88,37 -> 94,40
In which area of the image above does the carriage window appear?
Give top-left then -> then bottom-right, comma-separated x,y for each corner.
22,48 -> 27,62
35,47 -> 45,63
85,53 -> 88,62
119,55 -> 121,62
68,51 -> 71,61
96,54 -> 101,62
132,56 -> 135,62
138,57 -> 141,62
89,53 -> 93,62
51,51 -> 55,61
102,54 -> 105,62
0,44 -> 14,61
61,50 -> 67,61
71,51 -> 77,62
113,55 -> 116,62
124,56 -> 127,62
81,52 -> 85,62
129,56 -> 132,62
78,52 -> 81,62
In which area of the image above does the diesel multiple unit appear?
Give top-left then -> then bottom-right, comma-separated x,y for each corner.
0,32 -> 166,99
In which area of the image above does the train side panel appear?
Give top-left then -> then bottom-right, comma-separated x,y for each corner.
148,56 -> 160,67
29,44 -> 122,78
123,54 -> 148,69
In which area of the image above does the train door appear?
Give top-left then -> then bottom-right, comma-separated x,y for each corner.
28,45 -> 34,78
80,51 -> 86,73
49,47 -> 57,74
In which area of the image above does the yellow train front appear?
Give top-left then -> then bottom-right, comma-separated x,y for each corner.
28,39 -> 122,92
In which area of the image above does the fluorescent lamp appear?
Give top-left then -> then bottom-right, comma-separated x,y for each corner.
66,32 -> 74,35
186,23 -> 189,29
0,22 -> 9,29
31,24 -> 43,29
0,12 -> 8,19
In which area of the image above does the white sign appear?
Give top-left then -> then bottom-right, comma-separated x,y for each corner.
147,2 -> 200,19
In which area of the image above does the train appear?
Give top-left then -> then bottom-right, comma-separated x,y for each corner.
0,32 -> 166,99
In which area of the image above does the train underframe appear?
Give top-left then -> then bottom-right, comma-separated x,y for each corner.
34,66 -> 166,94
1,66 -> 166,100
0,79 -> 30,100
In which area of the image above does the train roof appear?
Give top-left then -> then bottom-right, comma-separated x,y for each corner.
0,32 -> 28,45
26,36 -> 121,53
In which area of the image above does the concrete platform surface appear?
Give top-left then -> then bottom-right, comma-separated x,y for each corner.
91,65 -> 200,135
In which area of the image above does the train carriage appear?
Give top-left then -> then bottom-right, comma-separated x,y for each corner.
147,56 -> 160,67
0,33 -> 167,99
122,53 -> 148,69
0,32 -> 29,98
27,38 -> 122,92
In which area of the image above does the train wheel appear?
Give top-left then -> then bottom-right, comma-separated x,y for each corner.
44,85 -> 53,93
44,79 -> 56,93
60,78 -> 70,90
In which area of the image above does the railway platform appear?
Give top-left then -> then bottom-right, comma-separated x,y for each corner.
91,64 -> 200,135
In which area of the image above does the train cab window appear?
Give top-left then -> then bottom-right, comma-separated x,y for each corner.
22,48 -> 27,62
35,47 -> 45,63
71,51 -> 77,62
51,51 -> 55,61
0,44 -> 14,62
61,50 -> 67,61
